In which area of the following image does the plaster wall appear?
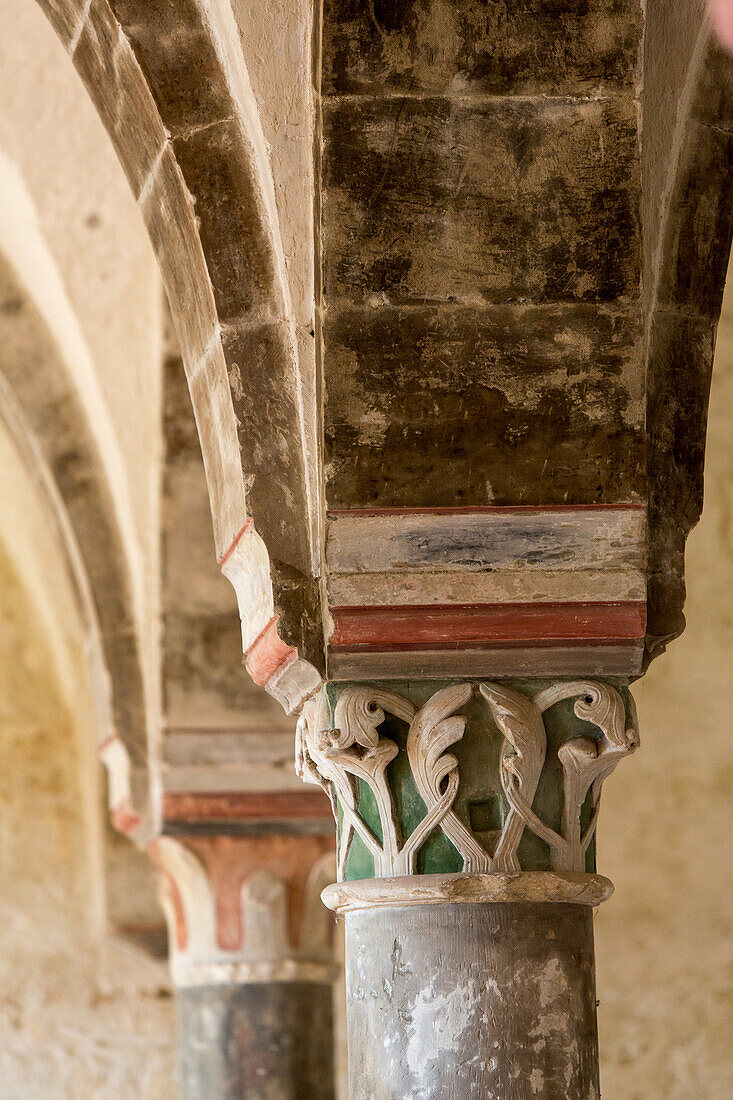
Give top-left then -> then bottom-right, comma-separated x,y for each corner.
0,0 -> 163,718
597,270 -> 733,1098
0,478 -> 176,1099
0,421 -> 104,926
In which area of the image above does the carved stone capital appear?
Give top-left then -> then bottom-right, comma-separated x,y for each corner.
296,679 -> 638,884
151,834 -> 337,988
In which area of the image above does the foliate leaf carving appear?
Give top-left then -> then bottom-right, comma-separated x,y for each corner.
296,687 -> 410,877
479,684 -> 547,872
407,683 -> 491,873
531,681 -> 640,871
297,680 -> 639,880
298,683 -> 474,877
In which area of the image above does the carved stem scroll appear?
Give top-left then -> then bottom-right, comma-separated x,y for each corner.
297,679 -> 639,879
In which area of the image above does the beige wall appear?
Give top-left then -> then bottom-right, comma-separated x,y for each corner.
0,548 -> 176,1098
597,277 -> 733,1097
0,0 -> 163,730
0,428 -> 175,1098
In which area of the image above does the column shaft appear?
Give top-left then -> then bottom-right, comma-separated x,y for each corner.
345,902 -> 598,1100
152,824 -> 337,1100
178,981 -> 335,1100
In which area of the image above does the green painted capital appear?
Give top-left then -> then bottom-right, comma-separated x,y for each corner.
296,679 -> 638,882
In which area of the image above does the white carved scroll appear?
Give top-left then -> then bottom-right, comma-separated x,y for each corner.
297,679 -> 639,879
480,684 -> 547,872
407,683 -> 491,873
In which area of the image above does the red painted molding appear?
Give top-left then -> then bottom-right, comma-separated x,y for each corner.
218,517 -> 252,566
330,601 -> 647,649
111,798 -> 143,836
163,789 -> 333,824
181,834 -> 335,951
244,615 -> 296,685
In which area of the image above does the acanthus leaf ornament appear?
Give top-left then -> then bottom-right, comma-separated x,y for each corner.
406,683 -> 491,873
297,679 -> 639,880
500,681 -> 640,872
479,683 -> 547,872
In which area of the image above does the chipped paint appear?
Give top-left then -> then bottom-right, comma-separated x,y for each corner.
345,902 -> 601,1097
405,979 -> 481,1081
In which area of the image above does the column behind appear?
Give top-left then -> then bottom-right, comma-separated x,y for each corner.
152,801 -> 337,1100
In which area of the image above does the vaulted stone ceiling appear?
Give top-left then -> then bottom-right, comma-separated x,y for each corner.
33,0 -> 733,714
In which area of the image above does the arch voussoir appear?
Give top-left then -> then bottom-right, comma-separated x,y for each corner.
36,0 -> 324,712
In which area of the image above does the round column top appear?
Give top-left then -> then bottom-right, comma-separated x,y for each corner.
322,871 -> 614,913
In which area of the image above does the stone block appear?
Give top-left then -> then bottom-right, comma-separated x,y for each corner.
110,0 -> 234,137
323,0 -> 642,96
656,120 -> 733,321
324,301 -> 644,507
173,119 -> 278,324
322,96 -> 640,304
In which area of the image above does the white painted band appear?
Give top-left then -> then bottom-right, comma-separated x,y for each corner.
321,871 -> 614,913
171,956 -> 338,989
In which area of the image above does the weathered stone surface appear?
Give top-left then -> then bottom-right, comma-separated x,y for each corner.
646,311 -> 715,649
324,302 -> 644,507
40,0 -> 85,43
655,121 -> 733,322
322,96 -> 640,304
110,0 -> 234,137
173,119 -> 278,324
223,319 -> 318,578
345,902 -> 599,1099
270,560 -> 325,673
178,982 -> 335,1100
323,0 -> 642,96
645,39 -> 733,658
691,37 -> 733,134
73,1 -> 167,200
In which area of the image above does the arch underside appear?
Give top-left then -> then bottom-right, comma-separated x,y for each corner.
38,0 -> 324,713
646,31 -> 733,656
31,0 -> 733,707
0,246 -> 155,834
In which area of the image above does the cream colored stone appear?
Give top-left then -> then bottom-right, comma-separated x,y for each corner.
0,514 -> 175,1099
322,872 -> 615,914
596,270 -> 733,1099
0,0 -> 162,644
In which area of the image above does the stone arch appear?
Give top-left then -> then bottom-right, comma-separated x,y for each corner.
36,0 -> 323,712
645,17 -> 733,658
0,228 -> 156,834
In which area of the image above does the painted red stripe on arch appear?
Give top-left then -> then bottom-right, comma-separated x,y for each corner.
244,615 -> 296,685
218,517 -> 252,566
329,601 -> 646,649
163,790 -> 334,824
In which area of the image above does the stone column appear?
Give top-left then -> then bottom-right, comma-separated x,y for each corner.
151,827 -> 337,1099
297,678 -> 639,1100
